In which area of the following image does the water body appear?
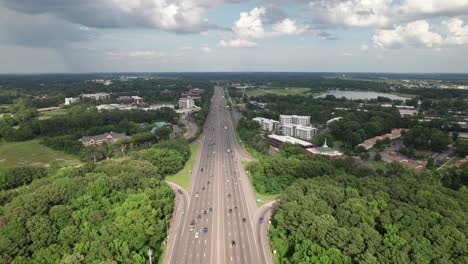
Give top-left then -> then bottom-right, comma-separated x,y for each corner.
318,90 -> 410,101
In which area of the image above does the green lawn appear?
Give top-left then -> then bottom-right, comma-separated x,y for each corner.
0,140 -> 80,168
246,87 -> 312,97
37,108 -> 68,120
166,144 -> 199,190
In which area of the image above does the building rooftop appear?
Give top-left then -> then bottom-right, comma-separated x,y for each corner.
267,135 -> 313,148
306,139 -> 343,157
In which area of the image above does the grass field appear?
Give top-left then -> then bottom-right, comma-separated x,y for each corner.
37,108 -> 68,120
245,87 -> 313,97
166,144 -> 199,190
0,140 -> 80,168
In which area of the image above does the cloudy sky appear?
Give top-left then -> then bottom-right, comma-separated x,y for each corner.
1,0 -> 468,73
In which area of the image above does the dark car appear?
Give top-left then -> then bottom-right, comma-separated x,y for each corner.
198,214 -> 202,219
207,181 -> 210,185
231,240 -> 236,246
209,207 -> 213,212
228,193 -> 231,198
203,227 -> 208,234
201,168 -> 204,172
203,210 -> 207,215
191,220 -> 195,225
228,209 -> 232,214
177,189 -> 182,194
202,187 -> 205,191
242,217 -> 246,223
259,216 -> 264,223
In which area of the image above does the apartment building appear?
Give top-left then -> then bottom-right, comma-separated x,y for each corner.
295,125 -> 316,140
282,124 -> 296,137
179,98 -> 195,109
279,115 -> 293,125
292,115 -> 311,126
253,117 -> 279,132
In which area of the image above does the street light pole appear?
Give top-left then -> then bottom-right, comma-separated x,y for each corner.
147,249 -> 153,264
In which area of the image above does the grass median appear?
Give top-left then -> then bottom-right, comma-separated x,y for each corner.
166,143 -> 199,190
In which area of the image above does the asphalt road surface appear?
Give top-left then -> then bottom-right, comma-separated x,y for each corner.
164,86 -> 271,264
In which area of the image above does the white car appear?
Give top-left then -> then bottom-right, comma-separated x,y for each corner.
195,232 -> 199,238
195,193 -> 199,198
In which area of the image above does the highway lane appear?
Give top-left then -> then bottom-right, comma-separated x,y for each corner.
165,86 -> 271,264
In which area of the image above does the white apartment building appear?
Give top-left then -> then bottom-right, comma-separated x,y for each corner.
64,97 -> 80,105
252,117 -> 279,132
282,124 -> 296,137
179,98 -> 195,109
280,115 -> 311,126
292,115 -> 311,126
261,119 -> 279,132
280,115 -> 293,125
294,125 -> 317,140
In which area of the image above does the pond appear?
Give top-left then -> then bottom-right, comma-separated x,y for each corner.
318,90 -> 410,101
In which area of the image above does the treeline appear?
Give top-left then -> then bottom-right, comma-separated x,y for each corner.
0,107 -> 177,142
403,125 -> 450,152
0,138 -> 196,263
329,109 -> 406,148
245,144 -> 468,263
0,76 -> 214,107
0,167 -> 49,191
270,172 -> 467,263
237,117 -> 269,154
0,160 -> 173,263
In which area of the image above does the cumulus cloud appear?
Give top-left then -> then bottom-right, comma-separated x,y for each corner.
0,0 -> 232,33
397,0 -> 468,21
302,0 -> 390,27
221,6 -> 314,48
272,18 -> 306,35
274,0 -> 468,29
233,7 -> 267,39
219,39 -> 258,48
444,17 -> 468,45
373,20 -> 443,49
373,18 -> 468,49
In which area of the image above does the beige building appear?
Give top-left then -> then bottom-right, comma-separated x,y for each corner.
179,98 -> 195,109
79,132 -> 129,146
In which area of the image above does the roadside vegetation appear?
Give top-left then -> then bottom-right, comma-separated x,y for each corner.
244,144 -> 468,263
166,144 -> 199,190
0,138 -> 194,263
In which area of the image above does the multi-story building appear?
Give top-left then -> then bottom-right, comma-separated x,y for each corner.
179,98 -> 195,109
64,97 -> 80,105
280,115 -> 293,125
261,119 -> 279,132
80,92 -> 111,101
294,125 -> 316,140
280,115 -> 311,126
292,115 -> 311,126
282,124 -> 296,137
252,117 -> 279,132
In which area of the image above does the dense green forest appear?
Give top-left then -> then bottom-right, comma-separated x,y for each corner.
245,145 -> 468,263
0,138 -> 192,263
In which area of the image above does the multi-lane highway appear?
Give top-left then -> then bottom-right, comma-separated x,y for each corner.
164,86 -> 272,264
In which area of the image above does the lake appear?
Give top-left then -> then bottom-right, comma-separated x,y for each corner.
318,90 -> 410,101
